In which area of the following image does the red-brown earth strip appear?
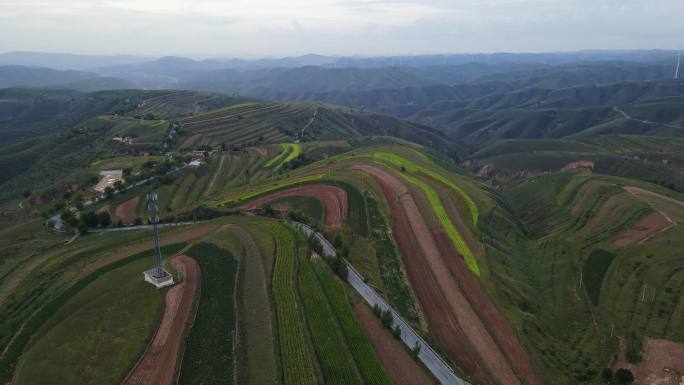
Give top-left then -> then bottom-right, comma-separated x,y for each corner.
352,163 -> 510,385
241,184 -> 347,229
355,303 -> 434,385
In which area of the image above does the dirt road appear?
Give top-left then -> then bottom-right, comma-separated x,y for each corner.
123,255 -> 199,385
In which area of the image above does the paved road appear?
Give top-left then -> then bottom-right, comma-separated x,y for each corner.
88,221 -> 195,233
292,222 -> 469,385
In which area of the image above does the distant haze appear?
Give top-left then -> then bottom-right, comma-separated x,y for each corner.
0,0 -> 682,58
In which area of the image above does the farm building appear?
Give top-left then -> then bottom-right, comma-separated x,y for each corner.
94,170 -> 123,192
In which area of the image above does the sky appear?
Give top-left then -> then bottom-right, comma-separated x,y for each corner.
0,0 -> 682,58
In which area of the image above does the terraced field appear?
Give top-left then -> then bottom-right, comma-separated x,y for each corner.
267,224 -> 318,385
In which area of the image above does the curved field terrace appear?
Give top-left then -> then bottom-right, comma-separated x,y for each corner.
241,184 -> 348,229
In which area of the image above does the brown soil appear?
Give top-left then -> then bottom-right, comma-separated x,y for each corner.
615,338 -> 684,385
354,303 -> 433,385
353,163 -> 512,385
241,184 -> 347,229
179,133 -> 202,150
123,255 -> 199,385
114,197 -> 140,224
80,222 -> 221,277
560,160 -> 594,172
432,230 -> 545,385
611,211 -> 673,246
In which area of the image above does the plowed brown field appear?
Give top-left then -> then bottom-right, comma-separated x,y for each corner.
114,197 -> 140,224
123,255 -> 199,385
353,163 -> 544,385
353,163 -> 517,385
615,338 -> 684,385
611,211 -> 673,246
355,304 -> 433,385
241,184 -> 347,229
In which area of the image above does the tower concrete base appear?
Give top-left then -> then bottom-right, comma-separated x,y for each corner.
143,268 -> 174,289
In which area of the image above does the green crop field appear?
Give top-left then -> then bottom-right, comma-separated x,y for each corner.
267,224 -> 318,385
298,253 -> 362,385
311,260 -> 393,385
179,243 -> 238,385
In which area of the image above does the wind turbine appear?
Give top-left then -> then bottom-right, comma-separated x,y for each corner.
676,50 -> 681,80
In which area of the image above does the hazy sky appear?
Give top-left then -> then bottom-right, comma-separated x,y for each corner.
0,0 -> 682,57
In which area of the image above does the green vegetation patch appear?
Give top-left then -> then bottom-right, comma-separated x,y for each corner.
582,249 -> 617,305
268,224 -> 318,385
386,162 -> 480,276
367,196 -> 419,323
298,254 -> 362,385
311,259 -> 393,385
269,195 -> 325,224
179,243 -> 239,385
371,151 -> 479,227
264,144 -> 290,168
5,243 -> 186,385
13,257 -> 163,385
221,173 -> 325,206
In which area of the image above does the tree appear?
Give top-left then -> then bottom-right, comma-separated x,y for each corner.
601,368 -> 613,383
392,324 -> 401,339
615,368 -> 634,384
134,216 -> 143,225
261,204 -> 276,217
381,309 -> 394,329
97,211 -> 111,227
104,186 -> 114,199
113,180 -> 124,191
77,221 -> 89,234
411,342 -> 421,359
81,211 -> 99,227
21,190 -> 31,198
625,349 -> 643,363
116,219 -> 124,227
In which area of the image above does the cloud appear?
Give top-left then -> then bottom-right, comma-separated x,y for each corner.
0,0 -> 682,56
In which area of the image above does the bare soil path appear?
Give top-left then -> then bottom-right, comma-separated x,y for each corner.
123,255 -> 199,385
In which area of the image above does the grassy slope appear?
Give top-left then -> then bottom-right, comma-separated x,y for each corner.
496,172 -> 684,383
12,256 -> 163,385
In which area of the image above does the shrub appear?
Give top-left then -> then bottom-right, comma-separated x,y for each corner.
600,368 -> 613,383
615,368 -> 634,383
